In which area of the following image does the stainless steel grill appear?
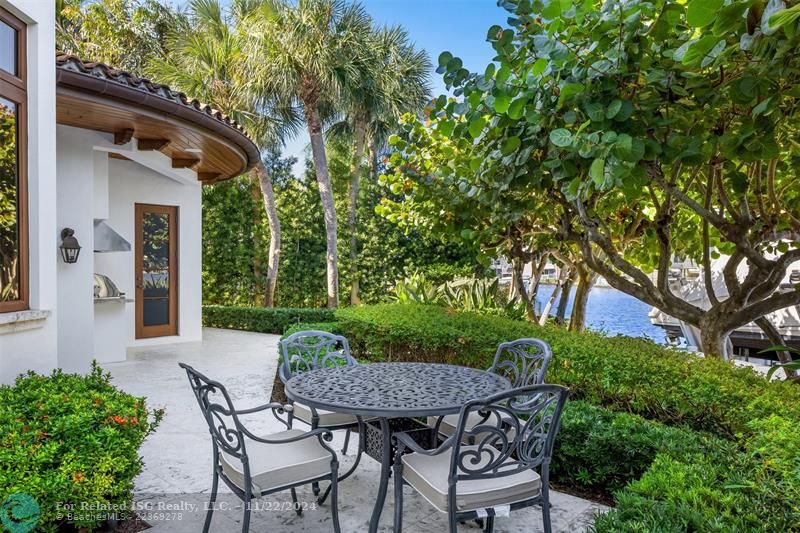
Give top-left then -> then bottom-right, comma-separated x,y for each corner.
94,273 -> 128,303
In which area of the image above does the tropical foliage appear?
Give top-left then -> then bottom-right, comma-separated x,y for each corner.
202,147 -> 479,307
56,0 -> 180,71
391,274 -> 525,318
381,0 -> 800,359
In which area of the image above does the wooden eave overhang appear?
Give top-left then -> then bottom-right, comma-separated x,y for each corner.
55,55 -> 260,184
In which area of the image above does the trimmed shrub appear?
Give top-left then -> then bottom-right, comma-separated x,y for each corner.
594,449 -> 798,532
552,401 -> 721,494
0,364 -> 162,531
282,322 -> 342,339
332,304 -> 800,530
203,305 -> 335,335
334,303 -> 800,438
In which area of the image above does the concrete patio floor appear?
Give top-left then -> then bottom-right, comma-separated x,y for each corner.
107,328 -> 609,532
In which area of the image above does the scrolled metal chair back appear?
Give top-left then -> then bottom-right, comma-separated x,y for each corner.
451,384 -> 568,481
488,338 -> 552,387
180,363 -> 247,460
279,330 -> 356,382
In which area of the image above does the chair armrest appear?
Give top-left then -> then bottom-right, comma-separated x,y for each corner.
234,402 -> 291,415
243,426 -> 333,445
241,426 -> 339,461
394,431 -> 456,457
235,403 -> 293,429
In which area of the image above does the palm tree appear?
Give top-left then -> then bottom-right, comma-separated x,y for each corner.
149,0 -> 299,307
252,0 -> 373,308
337,25 -> 430,304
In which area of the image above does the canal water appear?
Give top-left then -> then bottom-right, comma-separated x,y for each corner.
535,284 -> 669,344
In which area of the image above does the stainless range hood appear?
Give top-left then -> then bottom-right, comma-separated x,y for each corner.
93,219 -> 131,253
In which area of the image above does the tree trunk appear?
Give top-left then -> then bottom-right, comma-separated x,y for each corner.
249,176 -> 265,306
253,162 -> 281,307
754,316 -> 797,378
512,256 -> 537,322
540,266 -> 569,326
569,267 -> 597,332
304,103 -> 339,308
368,138 -> 379,181
527,254 -> 548,306
508,261 -> 519,301
348,116 -> 368,305
555,269 -> 574,326
698,313 -> 731,359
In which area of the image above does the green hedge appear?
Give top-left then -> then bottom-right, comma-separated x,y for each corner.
0,364 -> 161,531
335,304 -> 800,439
203,305 -> 335,334
331,304 -> 800,531
249,304 -> 800,530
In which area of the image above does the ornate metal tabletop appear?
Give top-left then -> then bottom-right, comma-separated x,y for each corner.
284,362 -> 511,418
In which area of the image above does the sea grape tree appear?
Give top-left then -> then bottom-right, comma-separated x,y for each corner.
382,0 -> 800,360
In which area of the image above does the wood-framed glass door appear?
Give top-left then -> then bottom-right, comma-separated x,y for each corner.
135,204 -> 178,338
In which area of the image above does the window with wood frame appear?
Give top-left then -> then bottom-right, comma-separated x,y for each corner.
0,6 -> 27,312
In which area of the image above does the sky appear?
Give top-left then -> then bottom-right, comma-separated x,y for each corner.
283,0 -> 509,176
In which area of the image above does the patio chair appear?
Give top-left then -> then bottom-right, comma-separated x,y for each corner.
430,338 -> 553,440
393,384 -> 569,533
278,330 -> 366,502
179,363 -> 342,533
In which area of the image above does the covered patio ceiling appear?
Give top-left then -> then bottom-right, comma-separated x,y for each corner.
55,55 -> 260,184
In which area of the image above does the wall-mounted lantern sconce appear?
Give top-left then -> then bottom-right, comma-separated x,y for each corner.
60,228 -> 82,264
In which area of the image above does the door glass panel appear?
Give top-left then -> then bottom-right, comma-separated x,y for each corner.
0,20 -> 16,75
143,299 -> 169,326
0,97 -> 19,302
142,212 -> 170,326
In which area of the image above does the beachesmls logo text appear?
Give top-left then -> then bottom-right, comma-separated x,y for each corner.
0,493 -> 40,533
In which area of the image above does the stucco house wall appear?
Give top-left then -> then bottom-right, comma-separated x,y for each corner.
54,125 -> 203,374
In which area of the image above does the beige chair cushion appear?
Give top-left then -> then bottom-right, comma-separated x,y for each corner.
220,429 -> 332,494
401,446 -> 541,513
293,401 -> 360,428
428,412 -> 517,443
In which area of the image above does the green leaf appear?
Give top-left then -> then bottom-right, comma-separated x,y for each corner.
542,0 -> 562,20
687,0 -> 724,27
550,128 -> 573,147
496,65 -> 511,85
769,4 -> 800,29
559,82 -> 586,102
590,158 -> 606,186
437,120 -> 455,138
437,51 -> 453,68
468,117 -> 486,138
487,25 -> 503,41
501,136 -> 522,155
614,134 -> 634,159
713,2 -> 749,35
585,102 -> 605,122
446,57 -> 463,72
682,35 -> 723,65
493,94 -> 512,114
532,57 -> 548,76
507,97 -> 528,120
752,97 -> 772,116
606,100 -> 623,119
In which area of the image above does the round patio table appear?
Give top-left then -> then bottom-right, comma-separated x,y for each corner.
284,362 -> 511,533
